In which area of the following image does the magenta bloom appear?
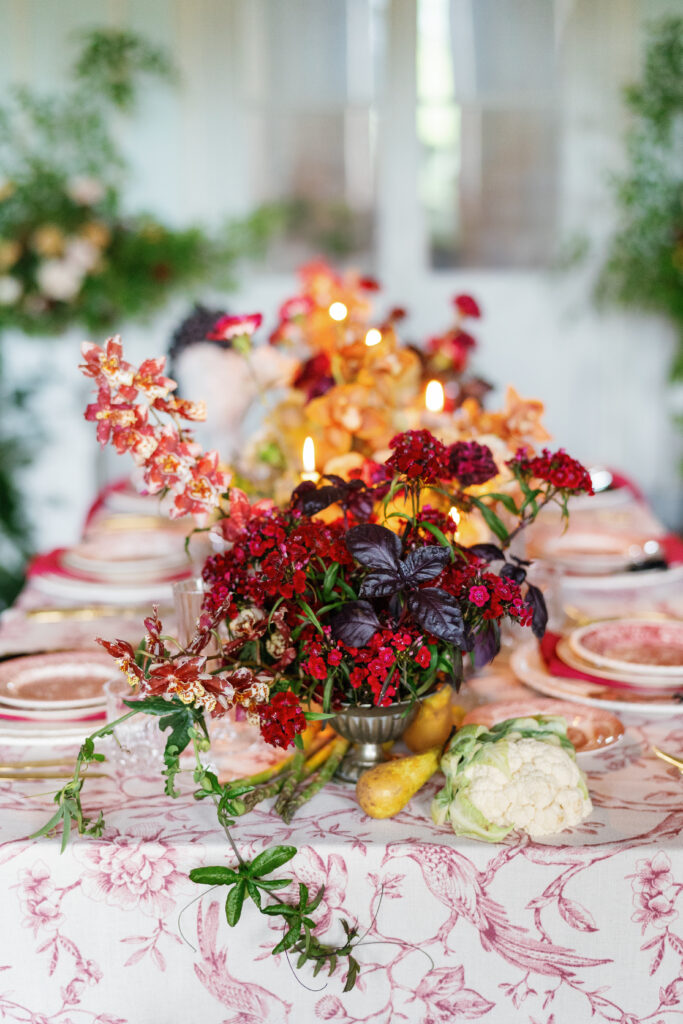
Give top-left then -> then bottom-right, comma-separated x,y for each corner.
468,585 -> 490,608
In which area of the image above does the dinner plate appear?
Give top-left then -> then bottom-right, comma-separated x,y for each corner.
532,532 -> 660,575
509,641 -> 683,716
31,571 -> 183,604
461,698 -> 624,753
0,703 -> 106,722
62,532 -> 188,579
569,619 -> 683,677
556,637 -> 683,691
0,652 -> 115,710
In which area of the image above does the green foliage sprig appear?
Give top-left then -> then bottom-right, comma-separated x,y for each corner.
598,17 -> 683,381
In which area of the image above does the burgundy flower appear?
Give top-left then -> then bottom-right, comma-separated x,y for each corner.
453,294 -> 481,318
386,429 -> 448,483
508,448 -> 594,495
446,440 -> 498,487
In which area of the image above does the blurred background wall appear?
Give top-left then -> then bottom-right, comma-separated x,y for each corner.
1,0 -> 681,554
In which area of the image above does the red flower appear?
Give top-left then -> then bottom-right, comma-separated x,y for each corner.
508,448 -> 594,495
358,275 -> 381,292
453,294 -> 481,319
279,296 -> 315,321
386,429 -> 448,483
415,647 -> 432,669
258,692 -> 306,749
206,313 -> 263,342
468,585 -> 490,608
446,441 -> 498,487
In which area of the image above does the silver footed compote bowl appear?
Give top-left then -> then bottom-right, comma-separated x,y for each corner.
328,701 -> 419,783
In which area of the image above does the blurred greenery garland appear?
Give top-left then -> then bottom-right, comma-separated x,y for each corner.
0,29 -> 279,335
0,29 -> 281,607
598,17 -> 683,382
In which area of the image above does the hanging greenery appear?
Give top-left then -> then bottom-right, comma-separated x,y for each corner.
597,17 -> 683,382
0,28 -> 280,335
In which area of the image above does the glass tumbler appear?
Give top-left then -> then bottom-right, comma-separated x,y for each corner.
103,676 -> 165,774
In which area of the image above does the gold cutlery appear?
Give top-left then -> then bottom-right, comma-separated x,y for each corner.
653,747 -> 683,772
0,770 -> 108,780
24,605 -> 156,622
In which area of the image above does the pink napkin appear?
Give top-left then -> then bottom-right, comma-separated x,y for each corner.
540,632 -> 605,684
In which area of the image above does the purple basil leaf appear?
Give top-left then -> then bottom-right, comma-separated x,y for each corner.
402,546 -> 451,586
323,474 -> 346,487
408,588 -> 466,645
472,622 -> 501,668
346,524 -> 402,571
299,485 -> 344,516
467,543 -> 505,563
500,562 -> 527,585
360,568 -> 403,599
330,601 -> 381,647
525,583 -> 548,638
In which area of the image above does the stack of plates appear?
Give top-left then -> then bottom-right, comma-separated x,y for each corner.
32,531 -> 192,604
510,618 -> 683,716
0,651 -> 114,744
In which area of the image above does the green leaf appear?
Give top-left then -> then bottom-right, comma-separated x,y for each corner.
246,881 -> 262,909
255,878 -> 292,891
303,711 -> 335,721
417,521 -> 452,549
298,882 -> 309,908
189,866 -> 238,886
306,886 -> 325,914
30,806 -> 65,840
249,845 -> 297,878
322,562 -> 339,599
262,903 -> 300,918
471,499 -> 510,543
225,880 -> 247,926
344,956 -> 360,992
60,810 -> 71,853
483,492 -> 519,514
272,925 -> 300,955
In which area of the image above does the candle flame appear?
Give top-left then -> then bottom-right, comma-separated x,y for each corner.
425,380 -> 445,414
449,506 -> 461,527
302,436 -> 316,473
364,328 -> 382,347
328,301 -> 348,322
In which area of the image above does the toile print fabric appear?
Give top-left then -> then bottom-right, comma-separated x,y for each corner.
0,710 -> 682,1024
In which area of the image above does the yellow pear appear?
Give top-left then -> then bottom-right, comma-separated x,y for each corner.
356,746 -> 441,819
403,686 -> 464,753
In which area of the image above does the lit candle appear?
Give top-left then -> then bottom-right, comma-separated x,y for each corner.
301,436 -> 320,482
328,301 -> 348,322
365,327 -> 382,347
425,380 -> 445,414
449,506 -> 461,528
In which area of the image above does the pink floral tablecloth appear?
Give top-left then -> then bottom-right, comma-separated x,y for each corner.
1,707 -> 683,1024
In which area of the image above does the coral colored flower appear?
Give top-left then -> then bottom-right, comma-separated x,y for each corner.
206,313 -> 262,341
279,295 -> 315,321
453,294 -> 481,318
133,357 -> 176,399
468,585 -> 490,607
80,336 -> 135,388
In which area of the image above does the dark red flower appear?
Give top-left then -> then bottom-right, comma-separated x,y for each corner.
453,294 -> 481,319
468,585 -> 490,608
415,647 -> 432,669
258,691 -> 306,749
508,448 -> 594,495
446,441 -> 498,487
293,352 -> 334,400
386,430 -> 448,483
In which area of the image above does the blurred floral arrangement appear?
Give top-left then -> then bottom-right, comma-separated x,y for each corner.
37,330 -> 594,988
598,16 -> 683,383
0,29 -> 277,335
170,260 -> 554,518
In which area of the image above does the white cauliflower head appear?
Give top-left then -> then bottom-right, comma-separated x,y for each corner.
431,716 -> 592,841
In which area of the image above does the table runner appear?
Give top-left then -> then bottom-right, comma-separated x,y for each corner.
0,707 -> 682,1024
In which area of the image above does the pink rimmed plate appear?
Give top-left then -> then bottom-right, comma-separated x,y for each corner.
461,698 -> 624,754
556,637 -> 683,691
0,651 -> 115,710
569,619 -> 683,678
509,641 -> 683,716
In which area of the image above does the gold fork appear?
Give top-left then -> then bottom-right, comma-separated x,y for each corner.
653,747 -> 683,772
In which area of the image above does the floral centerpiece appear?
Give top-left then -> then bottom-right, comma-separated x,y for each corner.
37,332 -> 594,988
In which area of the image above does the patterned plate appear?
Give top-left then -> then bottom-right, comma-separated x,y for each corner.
556,638 -> 683,691
461,698 -> 624,753
569,619 -> 683,677
509,641 -> 683,716
0,651 -> 115,710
